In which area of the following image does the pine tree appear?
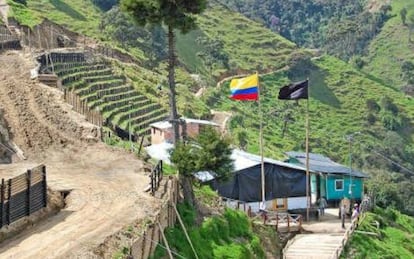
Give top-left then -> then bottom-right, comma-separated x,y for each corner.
121,0 -> 207,204
121,0 -> 207,144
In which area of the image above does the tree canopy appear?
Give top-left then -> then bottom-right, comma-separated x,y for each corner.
120,0 -> 206,33
170,126 -> 234,180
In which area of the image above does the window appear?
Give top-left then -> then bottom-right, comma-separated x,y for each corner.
335,179 -> 344,191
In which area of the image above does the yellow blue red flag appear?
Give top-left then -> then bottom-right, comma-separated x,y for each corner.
230,74 -> 259,101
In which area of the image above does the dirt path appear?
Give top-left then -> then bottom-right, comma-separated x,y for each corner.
0,51 -> 161,258
211,110 -> 232,134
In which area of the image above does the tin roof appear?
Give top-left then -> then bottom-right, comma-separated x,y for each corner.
286,151 -> 369,178
150,118 -> 219,130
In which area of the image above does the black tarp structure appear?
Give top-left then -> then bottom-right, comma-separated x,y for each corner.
210,162 -> 306,202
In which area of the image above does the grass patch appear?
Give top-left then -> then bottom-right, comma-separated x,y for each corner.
363,0 -> 414,89
151,203 -> 264,259
342,208 -> 414,258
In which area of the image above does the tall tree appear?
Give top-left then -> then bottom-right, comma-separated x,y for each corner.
121,0 -> 207,145
170,127 -> 233,205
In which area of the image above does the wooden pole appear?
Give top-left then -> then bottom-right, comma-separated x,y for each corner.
305,78 -> 310,222
26,169 -> 32,216
157,221 -> 173,259
1,179 -> 4,227
28,28 -> 31,52
173,204 -> 199,259
258,72 -> 265,209
7,179 -> 11,225
37,26 -> 41,49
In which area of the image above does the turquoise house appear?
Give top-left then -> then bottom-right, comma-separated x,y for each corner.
286,152 -> 369,205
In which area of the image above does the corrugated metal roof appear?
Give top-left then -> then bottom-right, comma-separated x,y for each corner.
145,143 -> 309,173
232,149 -> 308,172
286,151 -> 369,178
150,118 -> 219,129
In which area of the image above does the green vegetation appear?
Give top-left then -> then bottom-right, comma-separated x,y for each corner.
363,0 -> 414,90
204,54 -> 414,215
205,54 -> 414,160
7,0 -> 42,28
196,3 -> 300,74
5,0 -> 414,234
342,208 -> 414,258
170,126 -> 233,205
216,0 -> 391,61
8,0 -> 102,33
151,203 -> 264,259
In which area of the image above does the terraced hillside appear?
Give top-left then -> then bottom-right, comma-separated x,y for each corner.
39,52 -> 168,137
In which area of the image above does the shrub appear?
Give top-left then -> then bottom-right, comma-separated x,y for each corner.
13,0 -> 27,6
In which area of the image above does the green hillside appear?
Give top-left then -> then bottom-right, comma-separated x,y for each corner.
7,0 -> 101,34
205,54 -> 414,161
5,0 -> 414,215
176,2 -> 303,80
363,0 -> 414,89
342,208 -> 414,258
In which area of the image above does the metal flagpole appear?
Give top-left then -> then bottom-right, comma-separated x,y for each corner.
258,72 -> 265,209
305,78 -> 310,221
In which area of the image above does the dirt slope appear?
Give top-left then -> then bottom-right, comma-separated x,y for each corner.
0,50 -> 161,258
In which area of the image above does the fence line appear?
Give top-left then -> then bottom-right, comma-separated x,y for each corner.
131,176 -> 179,259
0,25 -> 21,51
64,89 -> 104,127
330,197 -> 372,258
0,165 -> 47,228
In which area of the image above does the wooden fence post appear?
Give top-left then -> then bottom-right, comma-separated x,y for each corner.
287,215 -> 290,232
158,221 -> 173,259
7,179 -> 12,225
42,165 -> 47,207
1,179 -> 4,227
26,169 -> 32,216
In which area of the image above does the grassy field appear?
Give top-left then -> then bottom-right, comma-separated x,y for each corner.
363,0 -> 414,88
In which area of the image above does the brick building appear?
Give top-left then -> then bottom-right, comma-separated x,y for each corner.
150,118 -> 219,145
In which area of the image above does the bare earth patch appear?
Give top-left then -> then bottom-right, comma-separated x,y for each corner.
0,51 -> 161,258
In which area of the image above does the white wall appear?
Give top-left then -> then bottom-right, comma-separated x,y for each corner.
287,197 -> 307,210
224,197 -> 307,213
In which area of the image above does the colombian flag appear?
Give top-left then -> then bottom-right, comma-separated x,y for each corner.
230,74 -> 259,101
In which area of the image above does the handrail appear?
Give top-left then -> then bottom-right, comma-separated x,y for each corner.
150,160 -> 163,195
330,202 -> 370,259
220,198 -> 302,232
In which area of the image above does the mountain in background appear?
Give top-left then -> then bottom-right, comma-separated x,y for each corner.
5,0 -> 414,215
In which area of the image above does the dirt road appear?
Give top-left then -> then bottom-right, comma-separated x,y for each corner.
0,51 -> 161,258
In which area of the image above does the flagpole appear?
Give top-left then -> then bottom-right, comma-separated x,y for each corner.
258,72 -> 265,209
305,78 -> 310,222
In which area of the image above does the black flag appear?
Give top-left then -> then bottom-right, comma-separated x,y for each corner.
278,80 -> 309,100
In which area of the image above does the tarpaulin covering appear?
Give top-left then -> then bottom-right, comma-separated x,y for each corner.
211,162 -> 306,202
